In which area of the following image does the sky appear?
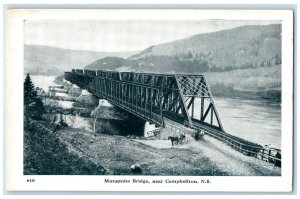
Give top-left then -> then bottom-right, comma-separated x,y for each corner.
24,20 -> 280,52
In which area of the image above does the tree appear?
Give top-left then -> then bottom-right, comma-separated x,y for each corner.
24,73 -> 38,106
24,73 -> 45,119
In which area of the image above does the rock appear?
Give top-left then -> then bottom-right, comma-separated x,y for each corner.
131,163 -> 142,174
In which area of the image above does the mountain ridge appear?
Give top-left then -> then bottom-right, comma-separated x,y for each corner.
84,24 -> 281,73
24,44 -> 139,75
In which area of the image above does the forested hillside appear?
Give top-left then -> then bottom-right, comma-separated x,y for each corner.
85,24 -> 281,74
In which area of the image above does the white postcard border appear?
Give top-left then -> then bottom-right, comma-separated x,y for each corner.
5,9 -> 294,192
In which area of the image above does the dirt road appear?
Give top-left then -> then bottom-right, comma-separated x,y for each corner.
58,127 -> 281,176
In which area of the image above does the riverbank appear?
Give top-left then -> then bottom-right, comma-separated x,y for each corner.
205,65 -> 281,103
210,84 -> 281,102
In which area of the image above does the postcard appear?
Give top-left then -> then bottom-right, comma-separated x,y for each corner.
5,8 -> 294,192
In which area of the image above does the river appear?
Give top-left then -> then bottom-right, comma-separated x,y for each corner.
30,75 -> 282,149
214,98 -> 281,149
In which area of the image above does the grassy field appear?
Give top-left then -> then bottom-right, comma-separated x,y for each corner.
24,120 -> 106,175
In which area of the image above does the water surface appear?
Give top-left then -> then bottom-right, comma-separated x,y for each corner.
214,98 -> 281,149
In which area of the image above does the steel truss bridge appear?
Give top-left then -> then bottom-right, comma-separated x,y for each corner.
65,69 -> 281,166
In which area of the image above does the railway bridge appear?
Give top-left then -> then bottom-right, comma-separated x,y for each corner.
64,69 -> 281,166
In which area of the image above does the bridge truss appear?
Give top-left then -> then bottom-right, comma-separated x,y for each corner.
65,69 -> 223,131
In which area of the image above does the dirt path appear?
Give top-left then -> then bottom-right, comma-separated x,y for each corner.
57,127 -> 280,176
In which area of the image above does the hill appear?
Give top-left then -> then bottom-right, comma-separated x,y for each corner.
128,24 -> 281,73
24,44 -> 138,75
84,24 -> 281,73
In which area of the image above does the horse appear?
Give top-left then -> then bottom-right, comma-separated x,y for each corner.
168,136 -> 179,146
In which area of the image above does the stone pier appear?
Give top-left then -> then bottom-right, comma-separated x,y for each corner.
90,99 -> 145,136
76,89 -> 97,104
67,84 -> 82,96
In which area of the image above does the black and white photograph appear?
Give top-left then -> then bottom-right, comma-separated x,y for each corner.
5,9 -> 294,192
